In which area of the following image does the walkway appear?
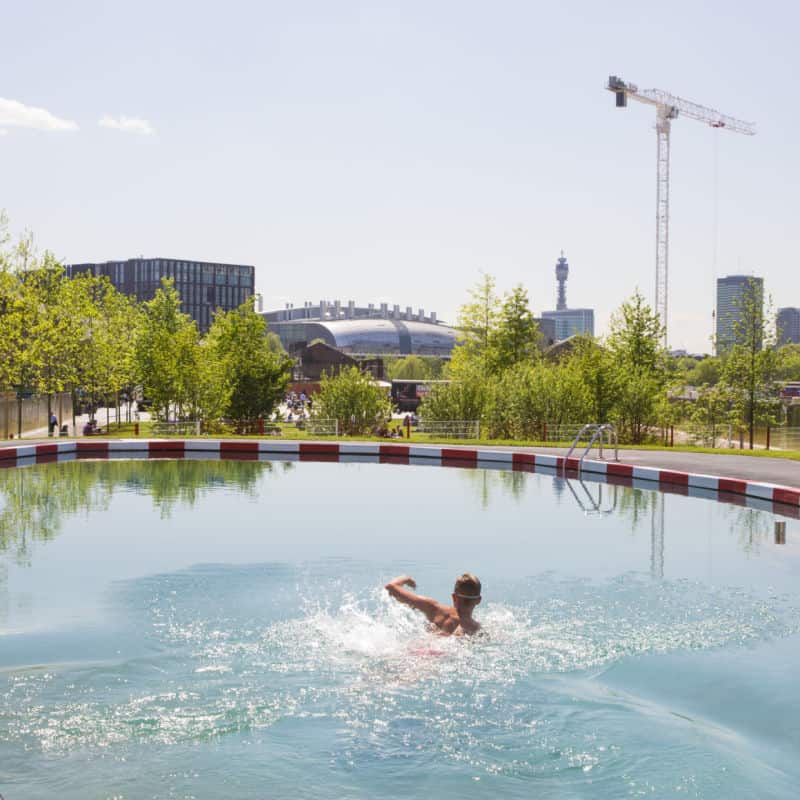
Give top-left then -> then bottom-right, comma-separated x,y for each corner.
4,434 -> 798,490
468,444 -> 800,490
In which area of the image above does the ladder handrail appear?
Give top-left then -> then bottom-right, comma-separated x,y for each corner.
564,477 -> 618,517
564,423 -> 619,473
565,423 -> 594,461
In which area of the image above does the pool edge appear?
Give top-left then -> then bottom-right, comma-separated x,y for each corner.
0,439 -> 797,519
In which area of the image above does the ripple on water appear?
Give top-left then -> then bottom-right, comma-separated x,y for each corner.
2,567 -> 799,795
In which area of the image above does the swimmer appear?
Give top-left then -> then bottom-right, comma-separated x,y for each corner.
385,573 -> 482,636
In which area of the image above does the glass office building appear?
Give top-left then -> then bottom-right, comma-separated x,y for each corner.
540,308 -> 595,341
715,275 -> 763,353
777,307 -> 800,346
66,258 -> 255,332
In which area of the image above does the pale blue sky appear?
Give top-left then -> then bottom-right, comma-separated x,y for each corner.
2,0 -> 797,352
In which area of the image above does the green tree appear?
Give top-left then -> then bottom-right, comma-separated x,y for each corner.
568,335 -> 615,423
0,225 -> 56,393
606,291 -> 669,443
135,278 -> 199,419
688,383 -> 733,447
775,344 -> 800,382
420,356 -> 491,425
265,331 -> 287,355
486,361 -> 590,440
0,224 -> 98,410
719,279 -> 780,448
182,339 -> 231,425
684,356 -> 722,386
488,284 -> 540,371
456,273 -> 500,360
0,259 -> 33,391
312,365 -> 392,435
75,280 -> 143,420
207,304 -> 292,424
388,355 -> 433,380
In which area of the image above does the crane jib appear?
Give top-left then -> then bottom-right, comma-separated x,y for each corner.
605,75 -> 756,347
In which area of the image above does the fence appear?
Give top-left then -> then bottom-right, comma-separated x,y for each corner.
415,420 -> 480,439
683,426 -> 733,449
770,427 -> 800,451
1,391 -> 74,439
151,420 -> 202,436
304,418 -> 339,436
412,421 -> 617,443
541,424 -> 590,443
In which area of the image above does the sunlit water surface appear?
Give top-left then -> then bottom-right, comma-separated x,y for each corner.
1,458 -> 799,799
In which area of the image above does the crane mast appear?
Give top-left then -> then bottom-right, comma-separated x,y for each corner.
606,76 -> 756,346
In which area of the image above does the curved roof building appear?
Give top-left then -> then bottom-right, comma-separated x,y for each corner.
266,318 -> 459,357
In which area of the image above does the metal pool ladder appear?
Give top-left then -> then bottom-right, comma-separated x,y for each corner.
564,423 -> 619,473
563,478 -> 618,517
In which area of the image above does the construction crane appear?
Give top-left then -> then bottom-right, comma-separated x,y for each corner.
606,76 -> 756,346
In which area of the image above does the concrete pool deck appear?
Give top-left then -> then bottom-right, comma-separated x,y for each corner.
465,444 -> 800,491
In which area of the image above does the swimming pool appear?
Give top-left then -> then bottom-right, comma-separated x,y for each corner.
1,456 -> 798,799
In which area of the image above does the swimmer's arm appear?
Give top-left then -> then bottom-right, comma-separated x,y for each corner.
384,575 -> 443,622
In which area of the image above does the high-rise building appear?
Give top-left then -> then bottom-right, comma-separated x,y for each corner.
715,274 -> 763,353
66,257 -> 255,332
777,307 -> 800,346
541,308 -> 595,342
541,252 -> 595,341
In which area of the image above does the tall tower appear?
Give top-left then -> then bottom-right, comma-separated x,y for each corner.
555,251 -> 569,311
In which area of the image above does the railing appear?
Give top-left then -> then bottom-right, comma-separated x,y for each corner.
564,423 -> 619,471
415,420 -> 480,439
683,425 -> 733,449
770,426 -> 800,451
563,478 -> 618,517
151,420 -> 201,436
541,424 -> 590,443
304,418 -> 339,436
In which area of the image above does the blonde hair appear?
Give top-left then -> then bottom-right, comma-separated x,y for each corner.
454,573 -> 481,598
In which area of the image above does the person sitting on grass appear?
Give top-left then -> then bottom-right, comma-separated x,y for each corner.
385,573 -> 482,636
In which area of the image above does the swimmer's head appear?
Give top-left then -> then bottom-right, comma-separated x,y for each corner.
453,572 -> 481,611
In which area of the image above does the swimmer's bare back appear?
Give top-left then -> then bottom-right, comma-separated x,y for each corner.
385,575 -> 482,637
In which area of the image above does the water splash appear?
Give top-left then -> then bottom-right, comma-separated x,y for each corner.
4,568 -> 797,774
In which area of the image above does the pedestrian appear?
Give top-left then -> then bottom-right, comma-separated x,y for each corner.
49,412 -> 58,436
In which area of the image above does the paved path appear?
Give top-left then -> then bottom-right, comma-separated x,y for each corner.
435,444 -> 800,490
3,435 -> 798,490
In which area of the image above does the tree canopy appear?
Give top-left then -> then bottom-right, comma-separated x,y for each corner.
0,214 -> 291,428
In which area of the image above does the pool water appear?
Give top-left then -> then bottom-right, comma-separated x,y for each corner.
1,458 -> 799,799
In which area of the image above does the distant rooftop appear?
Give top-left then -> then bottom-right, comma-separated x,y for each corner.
262,300 -> 443,325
